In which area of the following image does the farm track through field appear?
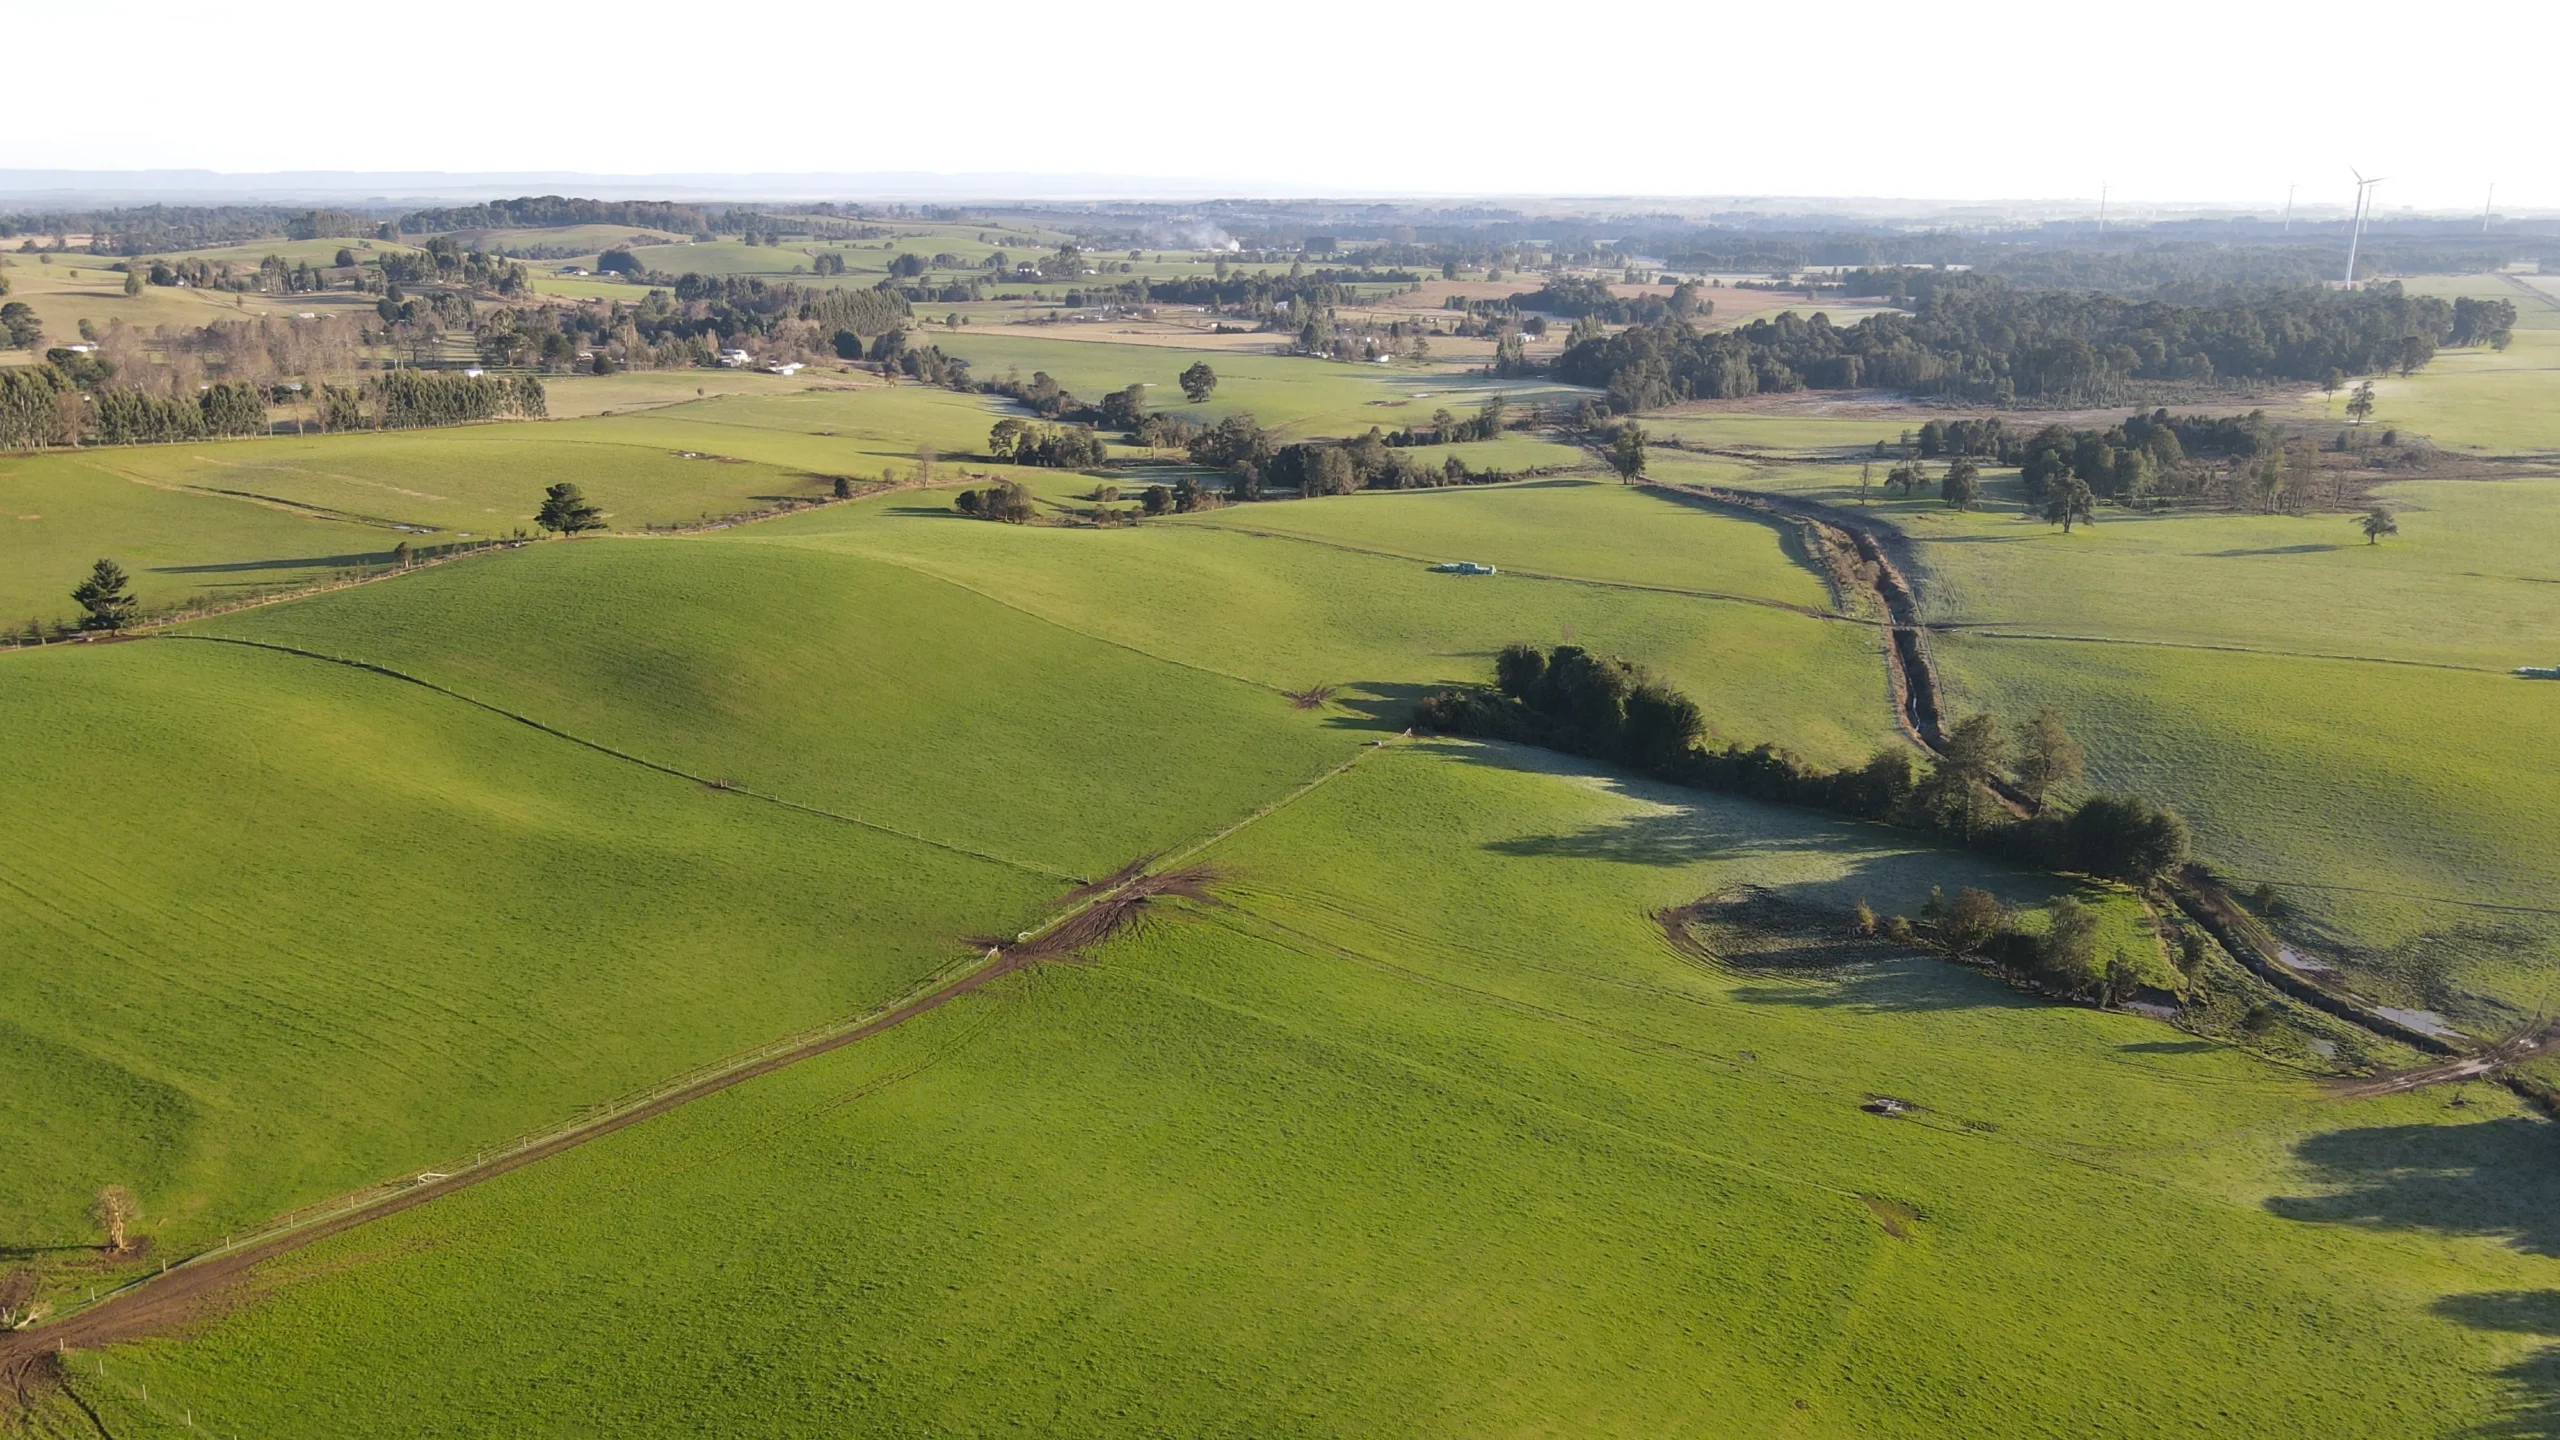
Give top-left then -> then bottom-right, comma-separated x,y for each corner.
159,633 -> 1079,883
0,730 -> 1389,1391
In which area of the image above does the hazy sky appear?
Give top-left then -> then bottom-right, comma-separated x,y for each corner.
12,0 -> 2554,211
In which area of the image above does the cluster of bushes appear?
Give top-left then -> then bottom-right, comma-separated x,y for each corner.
954,479 -> 1038,523
1875,888 -> 2148,1006
1384,396 -> 1514,447
1509,276 -> 1713,326
1415,643 -> 2190,884
986,418 -> 1107,468
1181,411 -> 1520,499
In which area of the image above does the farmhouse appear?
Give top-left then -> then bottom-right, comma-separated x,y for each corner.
718,349 -> 754,367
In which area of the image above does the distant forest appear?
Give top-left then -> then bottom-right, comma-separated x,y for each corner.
1556,279 -> 2477,408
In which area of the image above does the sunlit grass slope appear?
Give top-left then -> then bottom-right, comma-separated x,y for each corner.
91,743 -> 2560,1439
191,538 -> 1357,880
730,481 -> 1905,767
0,636 -> 1055,1251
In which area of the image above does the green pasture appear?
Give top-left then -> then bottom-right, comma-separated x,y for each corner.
0,635 -> 1054,1255
191,539 -> 1356,881
2294,326 -> 2560,456
83,742 -> 2557,1439
732,483 -> 1905,767
4,535 -> 1364,1256
0,452 -> 394,626
1180,476 -> 1833,609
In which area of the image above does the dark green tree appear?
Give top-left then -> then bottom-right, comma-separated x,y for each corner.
1606,422 -> 1647,482
535,482 -> 605,534
1940,456 -> 1982,509
2346,380 -> 2377,425
71,558 -> 140,631
2360,506 -> 2399,545
1178,361 -> 1218,403
2042,474 -> 2095,533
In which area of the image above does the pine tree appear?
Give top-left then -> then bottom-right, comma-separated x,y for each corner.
535,483 -> 605,535
71,558 -> 139,632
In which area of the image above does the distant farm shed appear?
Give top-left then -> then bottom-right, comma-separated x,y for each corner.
1429,561 -> 1497,576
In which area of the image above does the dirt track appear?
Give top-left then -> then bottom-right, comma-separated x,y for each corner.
0,865 -> 1214,1395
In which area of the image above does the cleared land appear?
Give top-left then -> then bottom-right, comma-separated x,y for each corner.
55,742 -> 2558,1439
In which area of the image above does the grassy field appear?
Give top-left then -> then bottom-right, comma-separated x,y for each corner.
3,535 -> 1368,1262
69,741 -> 2560,1439
730,481 -> 1906,768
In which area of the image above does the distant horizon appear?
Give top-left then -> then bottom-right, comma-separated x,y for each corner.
0,169 -> 2547,224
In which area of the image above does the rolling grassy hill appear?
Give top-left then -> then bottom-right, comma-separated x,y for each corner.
68,740 -> 2560,1439
2,536 -> 1365,1267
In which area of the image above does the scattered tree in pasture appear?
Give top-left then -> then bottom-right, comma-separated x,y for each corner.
1858,460 -> 1874,507
71,558 -> 139,632
2360,506 -> 2399,545
535,482 -> 605,534
90,1185 -> 139,1253
391,541 -> 412,568
2042,474 -> 2095,532
1886,458 -> 1926,497
0,301 -> 41,349
2346,380 -> 2377,425
122,267 -> 141,296
1940,456 -> 1982,509
1178,361 -> 1218,402
2011,706 -> 2085,809
1141,484 -> 1171,516
833,475 -> 853,499
2321,367 -> 2344,399
1606,422 -> 1647,482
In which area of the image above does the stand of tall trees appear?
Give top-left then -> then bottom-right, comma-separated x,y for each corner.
1557,279 -> 2459,410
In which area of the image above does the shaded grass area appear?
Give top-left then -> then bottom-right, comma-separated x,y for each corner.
82,744 -> 2560,1439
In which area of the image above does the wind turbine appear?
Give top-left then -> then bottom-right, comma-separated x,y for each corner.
2483,183 -> 2495,234
2282,182 -> 2295,234
2343,169 -> 2385,286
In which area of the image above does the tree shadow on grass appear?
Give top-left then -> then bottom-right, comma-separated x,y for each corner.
1726,959 -> 2032,1016
152,552 -> 391,574
2267,1118 -> 2560,1257
2433,1293 -> 2560,1439
1322,681 -> 1437,734
2196,543 -> 2349,558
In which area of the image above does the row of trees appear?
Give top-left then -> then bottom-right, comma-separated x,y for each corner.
0,366 -> 273,448
1417,644 -> 2189,884
1557,280 -> 2463,410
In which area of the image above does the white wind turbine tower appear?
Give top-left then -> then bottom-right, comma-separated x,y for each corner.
2343,169 -> 2385,286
